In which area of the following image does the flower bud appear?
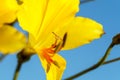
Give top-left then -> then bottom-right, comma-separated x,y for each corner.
112,33 -> 120,45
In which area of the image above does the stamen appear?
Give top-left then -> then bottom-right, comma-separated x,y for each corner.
62,32 -> 67,47
52,60 -> 60,68
42,32 -> 67,72
54,33 -> 67,53
46,60 -> 60,73
47,63 -> 51,73
52,32 -> 62,41
17,0 -> 23,5
54,43 -> 62,53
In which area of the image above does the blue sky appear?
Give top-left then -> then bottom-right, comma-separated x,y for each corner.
0,0 -> 120,80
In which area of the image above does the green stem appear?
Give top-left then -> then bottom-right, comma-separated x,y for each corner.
13,60 -> 23,80
65,43 -> 114,80
13,49 -> 32,80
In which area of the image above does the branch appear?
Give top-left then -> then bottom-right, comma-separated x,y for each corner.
103,57 -> 120,65
64,57 -> 120,80
65,43 -> 114,80
65,33 -> 120,80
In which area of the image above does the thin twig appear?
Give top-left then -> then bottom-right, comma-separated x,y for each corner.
103,57 -> 120,65
81,0 -> 95,4
65,33 -> 120,80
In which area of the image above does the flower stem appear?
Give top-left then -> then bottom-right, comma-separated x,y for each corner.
13,60 -> 23,80
65,43 -> 114,80
13,49 -> 32,80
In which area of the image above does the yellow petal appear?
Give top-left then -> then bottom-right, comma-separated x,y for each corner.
0,25 -> 26,53
62,17 -> 104,50
17,0 -> 79,47
0,0 -> 18,24
38,54 -> 66,80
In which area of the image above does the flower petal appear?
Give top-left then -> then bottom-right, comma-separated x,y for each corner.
62,17 -> 104,50
0,25 -> 26,53
17,0 -> 79,47
0,0 -> 18,24
38,54 -> 66,80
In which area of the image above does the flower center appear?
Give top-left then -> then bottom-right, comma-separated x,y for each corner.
41,32 -> 67,72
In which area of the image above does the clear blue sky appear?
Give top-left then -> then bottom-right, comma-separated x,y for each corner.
0,0 -> 120,80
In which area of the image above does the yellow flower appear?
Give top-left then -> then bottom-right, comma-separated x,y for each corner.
17,0 -> 104,80
0,0 -> 18,25
0,0 -> 26,54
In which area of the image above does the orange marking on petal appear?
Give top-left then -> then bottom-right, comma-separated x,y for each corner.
41,32 -> 67,66
43,51 -> 53,63
42,48 -> 55,64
